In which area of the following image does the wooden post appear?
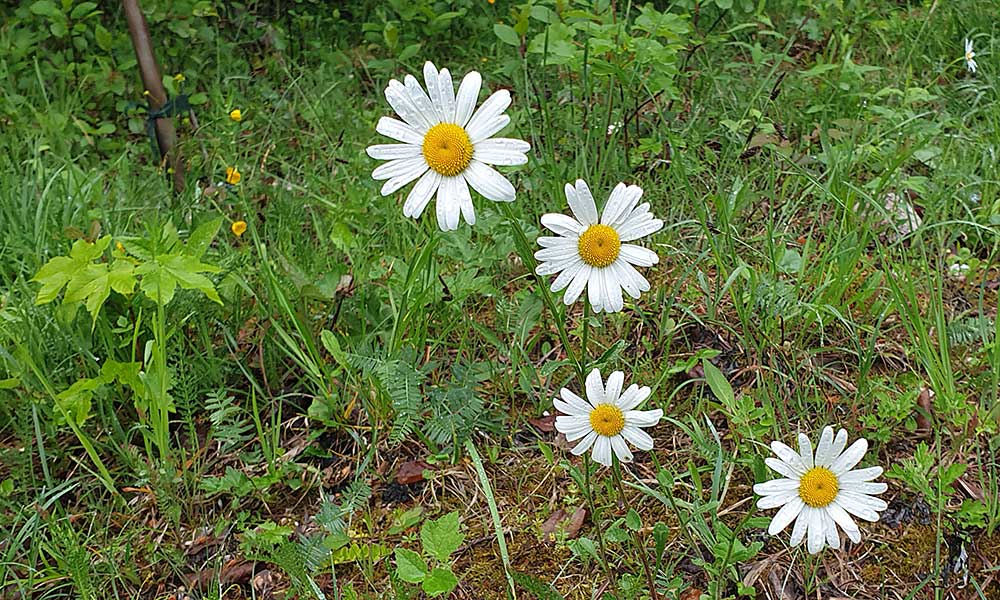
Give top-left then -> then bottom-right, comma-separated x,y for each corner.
123,0 -> 185,192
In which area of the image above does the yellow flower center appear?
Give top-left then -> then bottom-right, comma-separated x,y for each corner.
966,51 -> 975,61
798,467 -> 839,508
577,224 -> 621,268
589,404 -> 625,437
422,123 -> 474,177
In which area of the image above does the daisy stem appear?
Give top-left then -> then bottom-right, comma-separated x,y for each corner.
498,202 -> 585,382
612,456 -> 660,600
583,452 -> 621,597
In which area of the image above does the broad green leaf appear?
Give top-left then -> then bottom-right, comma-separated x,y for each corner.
421,512 -> 464,563
702,359 -> 735,407
394,548 -> 426,583
422,567 -> 458,597
29,0 -> 61,17
33,236 -> 111,305
70,2 -> 98,19
625,509 -> 642,531
493,24 -> 520,46
55,377 -> 102,427
136,254 -> 221,306
186,217 -> 223,258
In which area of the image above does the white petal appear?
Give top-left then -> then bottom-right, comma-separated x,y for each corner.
537,235 -> 571,248
463,161 -> 515,202
553,397 -> 588,417
454,71 -> 482,127
535,256 -> 575,276
767,497 -> 804,535
602,184 -> 643,227
839,466 -> 883,483
617,262 -> 650,297
625,408 -> 662,428
770,441 -> 807,475
585,369 -> 605,405
404,75 -> 439,128
814,426 -> 836,468
807,508 -> 826,554
587,269 -> 605,311
468,116 -> 510,143
828,428 -> 849,463
753,478 -> 800,495
535,245 -> 582,262
376,116 -> 424,145
621,426 -> 654,451
567,180 -> 598,226
435,176 -> 461,231
422,62 -> 450,123
372,156 -> 427,181
571,431 -> 598,456
473,139 -> 530,165
616,210 -> 664,242
605,371 -> 625,404
466,89 -> 511,140
603,268 -> 624,312
619,244 -> 659,267
834,496 -> 881,522
838,491 -> 888,515
549,259 -> 585,293
452,176 -> 475,226
555,415 -> 592,440
592,436 -> 612,467
757,490 -> 798,509
378,161 -> 428,195
560,388 -> 594,413
841,481 -> 888,496
402,170 -> 441,219
385,79 -> 433,131
563,264 -> 591,304
830,438 -> 869,476
366,143 -> 421,160
540,213 -> 583,236
618,385 -> 652,411
436,68 -> 456,122
789,506 -> 809,546
765,457 -> 803,480
826,502 -> 862,543
823,510 -> 840,550
611,435 -> 633,463
612,262 -> 640,299
798,433 -> 815,469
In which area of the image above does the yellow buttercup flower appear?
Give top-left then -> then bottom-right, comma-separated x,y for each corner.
115,242 -> 125,253
231,220 -> 247,237
229,108 -> 242,122
173,73 -> 186,83
225,167 -> 241,185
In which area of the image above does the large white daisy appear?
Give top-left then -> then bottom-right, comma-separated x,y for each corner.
535,180 -> 663,313
753,427 -> 888,554
553,368 -> 663,467
366,61 -> 530,231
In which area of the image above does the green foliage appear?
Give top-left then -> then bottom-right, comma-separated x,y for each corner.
887,442 -> 966,514
393,511 -> 465,597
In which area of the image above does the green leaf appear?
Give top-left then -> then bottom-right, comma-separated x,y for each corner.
136,254 -> 221,306
625,509 -> 642,531
55,377 -> 102,427
702,359 -> 735,407
94,23 -> 111,50
186,218 -> 222,258
394,548 -> 426,583
421,511 -> 464,563
70,2 -> 98,19
33,237 -> 111,305
493,23 -> 520,46
422,567 -> 458,597
29,0 -> 61,17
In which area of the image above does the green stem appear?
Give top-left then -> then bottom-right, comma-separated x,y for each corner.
465,439 -> 516,600
583,453 -> 620,597
613,456 -> 659,600
499,202 -> 584,382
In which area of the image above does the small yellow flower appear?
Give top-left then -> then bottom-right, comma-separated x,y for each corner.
229,108 -> 242,122
116,242 -> 125,253
173,73 -> 186,83
143,90 -> 151,96
231,220 -> 247,237
488,0 -> 495,4
225,167 -> 241,185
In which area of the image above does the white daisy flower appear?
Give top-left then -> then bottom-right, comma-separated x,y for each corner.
553,368 -> 663,467
534,180 -> 663,313
965,38 -> 978,74
366,61 -> 531,231
754,427 -> 888,554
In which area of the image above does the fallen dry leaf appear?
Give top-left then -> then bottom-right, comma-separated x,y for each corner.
528,415 -> 555,433
541,506 -> 586,541
395,460 -> 431,485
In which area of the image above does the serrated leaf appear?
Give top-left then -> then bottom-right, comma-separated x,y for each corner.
186,218 -> 222,258
33,237 -> 111,305
422,567 -> 458,597
136,253 -> 221,306
421,512 -> 464,563
394,548 -> 426,583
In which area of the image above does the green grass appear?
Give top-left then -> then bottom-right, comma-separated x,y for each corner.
1,0 -> 1000,598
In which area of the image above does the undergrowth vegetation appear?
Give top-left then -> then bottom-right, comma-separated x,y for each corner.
1,0 -> 999,598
